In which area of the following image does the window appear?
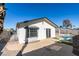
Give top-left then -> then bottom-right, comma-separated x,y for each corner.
30,28 -> 38,37
26,28 -> 38,38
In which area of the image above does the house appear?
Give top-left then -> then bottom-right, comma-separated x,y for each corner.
16,17 -> 58,44
60,28 -> 79,36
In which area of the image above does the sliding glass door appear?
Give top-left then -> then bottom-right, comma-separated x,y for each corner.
46,28 -> 51,38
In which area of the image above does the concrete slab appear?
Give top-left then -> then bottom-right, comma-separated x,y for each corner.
2,38 -> 56,56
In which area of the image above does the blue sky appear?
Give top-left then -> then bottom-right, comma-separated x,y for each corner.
4,3 -> 79,29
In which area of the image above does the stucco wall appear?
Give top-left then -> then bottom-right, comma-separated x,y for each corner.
43,21 -> 55,37
17,28 -> 26,44
17,21 -> 56,44
29,21 -> 55,40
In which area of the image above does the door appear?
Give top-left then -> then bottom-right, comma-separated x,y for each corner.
46,29 -> 51,38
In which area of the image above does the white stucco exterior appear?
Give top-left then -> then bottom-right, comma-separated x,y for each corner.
17,28 -> 26,44
17,20 -> 56,44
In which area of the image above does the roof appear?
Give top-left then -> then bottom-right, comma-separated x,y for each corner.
16,17 -> 58,28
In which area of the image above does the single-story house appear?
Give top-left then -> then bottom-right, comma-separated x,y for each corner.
16,17 -> 58,44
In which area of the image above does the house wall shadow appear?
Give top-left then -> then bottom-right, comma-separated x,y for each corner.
22,44 -> 55,56
16,41 -> 28,56
22,43 -> 74,56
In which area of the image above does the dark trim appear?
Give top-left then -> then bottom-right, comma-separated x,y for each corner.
17,17 -> 58,28
25,27 -> 39,38
44,17 -> 58,28
24,26 -> 39,29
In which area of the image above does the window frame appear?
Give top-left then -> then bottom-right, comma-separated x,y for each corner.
26,27 -> 38,38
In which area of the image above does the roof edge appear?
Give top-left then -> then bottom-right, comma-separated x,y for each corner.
16,17 -> 58,28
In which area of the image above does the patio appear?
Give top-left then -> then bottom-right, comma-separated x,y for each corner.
0,38 -> 76,56
1,38 -> 56,56
22,43 -> 75,56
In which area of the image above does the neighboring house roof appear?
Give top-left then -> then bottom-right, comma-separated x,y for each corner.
59,28 -> 79,35
16,17 -> 58,28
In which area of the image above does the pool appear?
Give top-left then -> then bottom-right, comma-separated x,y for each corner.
63,35 -> 72,41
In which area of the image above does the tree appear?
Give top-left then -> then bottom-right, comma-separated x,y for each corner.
62,19 -> 72,35
60,26 -> 63,28
63,19 -> 72,29
0,3 -> 6,34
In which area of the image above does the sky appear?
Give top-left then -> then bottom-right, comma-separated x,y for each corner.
4,3 -> 79,29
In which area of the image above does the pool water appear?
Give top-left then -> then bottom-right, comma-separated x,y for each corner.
63,35 -> 72,41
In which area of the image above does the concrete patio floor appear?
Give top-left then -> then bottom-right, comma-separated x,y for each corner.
1,38 -> 56,56
0,38 -> 76,56
22,43 -> 75,56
